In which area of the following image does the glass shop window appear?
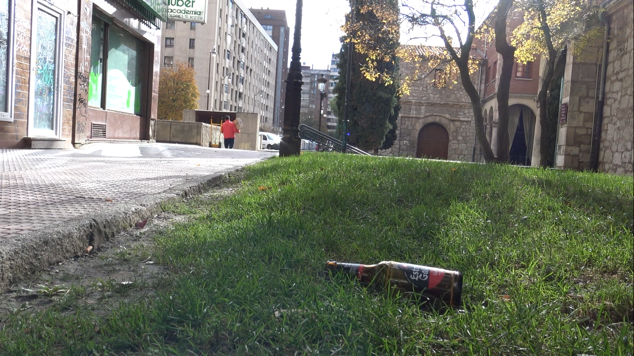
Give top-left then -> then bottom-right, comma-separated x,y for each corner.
1,0 -> 14,119
88,14 -> 146,115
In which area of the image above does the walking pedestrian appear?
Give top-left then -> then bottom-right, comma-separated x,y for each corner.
220,115 -> 240,149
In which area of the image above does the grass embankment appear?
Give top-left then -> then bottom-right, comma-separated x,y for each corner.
1,153 -> 632,355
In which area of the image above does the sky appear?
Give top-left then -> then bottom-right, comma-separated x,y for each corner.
242,0 -> 349,70
241,0 -> 495,70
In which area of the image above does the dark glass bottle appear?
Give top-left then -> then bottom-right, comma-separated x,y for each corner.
325,261 -> 463,307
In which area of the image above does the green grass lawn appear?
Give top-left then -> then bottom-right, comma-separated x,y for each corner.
1,153 -> 632,355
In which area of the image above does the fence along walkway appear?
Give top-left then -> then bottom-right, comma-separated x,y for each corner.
298,124 -> 370,155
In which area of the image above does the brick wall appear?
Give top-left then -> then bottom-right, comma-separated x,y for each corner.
598,0 -> 633,175
60,1 -> 78,145
73,0 -> 93,144
0,1 -> 31,147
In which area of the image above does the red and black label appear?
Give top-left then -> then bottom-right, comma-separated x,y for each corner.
398,263 -> 445,291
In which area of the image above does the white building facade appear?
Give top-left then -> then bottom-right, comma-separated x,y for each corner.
160,0 -> 277,130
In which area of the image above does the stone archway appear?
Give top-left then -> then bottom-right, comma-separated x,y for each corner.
416,123 -> 449,159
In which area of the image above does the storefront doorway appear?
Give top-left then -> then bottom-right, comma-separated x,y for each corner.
28,2 -> 64,138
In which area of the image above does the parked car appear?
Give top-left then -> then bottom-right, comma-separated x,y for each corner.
259,132 -> 281,150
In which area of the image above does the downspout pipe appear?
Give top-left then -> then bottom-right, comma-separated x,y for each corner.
473,45 -> 487,162
472,57 -> 486,162
590,0 -> 611,171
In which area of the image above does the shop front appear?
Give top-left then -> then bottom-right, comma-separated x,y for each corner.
0,0 -> 165,148
75,0 -> 165,144
0,0 -> 78,148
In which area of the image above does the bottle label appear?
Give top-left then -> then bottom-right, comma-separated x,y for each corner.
400,264 -> 445,290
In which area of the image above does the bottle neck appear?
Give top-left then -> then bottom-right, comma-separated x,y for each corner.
326,261 -> 362,275
326,261 -> 376,282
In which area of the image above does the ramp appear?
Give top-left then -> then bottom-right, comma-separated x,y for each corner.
299,124 -> 370,155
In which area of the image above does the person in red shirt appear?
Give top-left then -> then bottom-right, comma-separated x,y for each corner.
220,116 -> 240,149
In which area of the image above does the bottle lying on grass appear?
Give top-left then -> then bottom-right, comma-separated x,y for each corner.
325,261 -> 463,307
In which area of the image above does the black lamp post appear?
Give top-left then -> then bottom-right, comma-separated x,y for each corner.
279,0 -> 303,157
317,75 -> 327,133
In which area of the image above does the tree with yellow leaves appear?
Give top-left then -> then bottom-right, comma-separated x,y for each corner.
158,62 -> 199,121
512,0 -> 601,166
402,0 -> 516,163
332,0 -> 401,152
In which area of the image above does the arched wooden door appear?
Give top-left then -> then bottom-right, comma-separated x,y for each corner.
417,123 -> 449,159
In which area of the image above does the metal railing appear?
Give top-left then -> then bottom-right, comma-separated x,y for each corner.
298,124 -> 370,155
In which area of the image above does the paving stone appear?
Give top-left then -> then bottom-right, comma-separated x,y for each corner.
0,143 -> 276,240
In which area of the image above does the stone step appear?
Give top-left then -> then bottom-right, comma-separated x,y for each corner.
26,137 -> 68,149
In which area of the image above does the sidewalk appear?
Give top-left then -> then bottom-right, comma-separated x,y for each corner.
0,142 -> 277,290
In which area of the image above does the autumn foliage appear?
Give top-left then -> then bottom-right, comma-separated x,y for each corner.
512,0 -> 602,166
333,0 -> 401,152
158,62 -> 199,121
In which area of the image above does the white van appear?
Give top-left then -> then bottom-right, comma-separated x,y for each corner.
259,132 -> 281,150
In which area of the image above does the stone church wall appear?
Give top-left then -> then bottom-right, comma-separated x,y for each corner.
380,57 -> 477,161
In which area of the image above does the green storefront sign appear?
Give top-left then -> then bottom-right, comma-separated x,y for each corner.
167,0 -> 207,24
121,0 -> 168,28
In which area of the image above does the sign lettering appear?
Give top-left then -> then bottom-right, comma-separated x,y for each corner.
168,0 -> 207,23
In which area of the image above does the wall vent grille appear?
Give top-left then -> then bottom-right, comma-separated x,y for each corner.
91,123 -> 107,139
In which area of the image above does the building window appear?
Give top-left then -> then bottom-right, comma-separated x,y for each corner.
166,21 -> 175,29
434,69 -> 447,88
190,22 -> 196,30
89,15 -> 147,115
226,50 -> 231,60
262,24 -> 273,36
491,60 -> 497,82
516,61 -> 532,78
188,57 -> 194,68
165,37 -> 174,47
224,84 -> 229,93
223,101 -> 228,109
164,56 -> 173,67
0,0 -> 15,120
264,14 -> 273,19
189,39 -> 195,49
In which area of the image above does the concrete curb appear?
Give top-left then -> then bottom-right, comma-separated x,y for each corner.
0,166 -> 241,291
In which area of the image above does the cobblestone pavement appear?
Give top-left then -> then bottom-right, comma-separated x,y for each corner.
0,142 -> 277,240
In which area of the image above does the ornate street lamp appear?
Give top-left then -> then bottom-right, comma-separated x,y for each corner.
317,75 -> 327,133
279,0 -> 303,157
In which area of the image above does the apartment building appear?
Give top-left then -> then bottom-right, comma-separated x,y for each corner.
299,67 -> 333,133
250,8 -> 289,134
327,53 -> 340,132
161,0 -> 277,130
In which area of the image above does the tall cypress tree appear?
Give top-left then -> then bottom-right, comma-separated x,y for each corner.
380,97 -> 400,151
332,0 -> 400,152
